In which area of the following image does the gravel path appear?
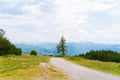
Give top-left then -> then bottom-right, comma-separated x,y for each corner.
50,58 -> 120,80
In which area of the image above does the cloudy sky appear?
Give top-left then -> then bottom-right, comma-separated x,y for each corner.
0,0 -> 120,44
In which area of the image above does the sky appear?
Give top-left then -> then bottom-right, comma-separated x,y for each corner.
0,0 -> 120,44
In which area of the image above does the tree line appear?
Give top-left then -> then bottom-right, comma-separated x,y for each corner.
79,50 -> 120,62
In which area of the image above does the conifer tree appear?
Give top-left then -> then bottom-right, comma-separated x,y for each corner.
57,36 -> 67,56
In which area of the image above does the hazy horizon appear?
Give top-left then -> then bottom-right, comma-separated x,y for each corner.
0,0 -> 120,44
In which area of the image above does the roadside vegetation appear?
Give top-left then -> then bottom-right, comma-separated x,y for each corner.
80,50 -> 120,62
0,55 -> 67,80
64,56 -> 120,76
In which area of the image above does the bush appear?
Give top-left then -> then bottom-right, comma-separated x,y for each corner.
14,48 -> 22,55
30,50 -> 38,56
80,50 -> 120,62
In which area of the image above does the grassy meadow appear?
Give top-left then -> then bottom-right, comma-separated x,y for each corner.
0,55 -> 67,80
64,56 -> 120,76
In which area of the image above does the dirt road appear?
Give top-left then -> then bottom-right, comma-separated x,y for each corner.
50,58 -> 120,80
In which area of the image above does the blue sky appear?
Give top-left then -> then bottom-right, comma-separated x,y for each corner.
0,0 -> 120,44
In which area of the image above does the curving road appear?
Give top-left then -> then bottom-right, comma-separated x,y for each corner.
50,58 -> 120,80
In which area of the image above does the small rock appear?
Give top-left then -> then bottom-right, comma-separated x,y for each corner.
40,63 -> 47,67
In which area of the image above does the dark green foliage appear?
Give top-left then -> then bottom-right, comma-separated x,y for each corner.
57,36 -> 67,56
0,29 -> 22,56
80,50 -> 120,62
12,48 -> 22,55
30,50 -> 38,56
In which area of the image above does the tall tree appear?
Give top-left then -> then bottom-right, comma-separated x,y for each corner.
0,28 -> 22,56
57,36 -> 67,56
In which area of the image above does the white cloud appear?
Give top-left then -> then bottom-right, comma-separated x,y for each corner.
52,0 -> 115,27
21,4 -> 44,16
0,0 -> 120,43
105,0 -> 120,16
109,7 -> 120,16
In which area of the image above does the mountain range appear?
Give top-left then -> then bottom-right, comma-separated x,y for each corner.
15,42 -> 120,56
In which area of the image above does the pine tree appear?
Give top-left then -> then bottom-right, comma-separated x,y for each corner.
57,36 -> 67,56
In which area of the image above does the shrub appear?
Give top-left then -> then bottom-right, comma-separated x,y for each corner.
30,50 -> 38,56
14,48 -> 22,55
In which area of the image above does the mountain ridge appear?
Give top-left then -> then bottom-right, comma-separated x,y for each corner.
15,42 -> 120,56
